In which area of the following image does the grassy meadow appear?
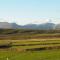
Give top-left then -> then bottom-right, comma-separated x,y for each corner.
0,29 -> 60,60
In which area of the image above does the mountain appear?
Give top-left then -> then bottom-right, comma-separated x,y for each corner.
0,22 -> 12,29
22,24 -> 38,29
11,23 -> 22,29
0,22 -> 58,30
0,22 -> 21,29
22,23 -> 55,30
38,23 -> 55,30
55,24 -> 60,29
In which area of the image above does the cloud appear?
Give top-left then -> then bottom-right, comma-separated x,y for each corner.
0,18 -> 60,25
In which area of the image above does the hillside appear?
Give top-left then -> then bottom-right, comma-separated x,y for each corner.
0,22 -> 60,30
0,22 -> 56,29
0,29 -> 60,40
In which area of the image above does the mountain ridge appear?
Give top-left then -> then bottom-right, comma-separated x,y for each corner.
0,22 -> 59,30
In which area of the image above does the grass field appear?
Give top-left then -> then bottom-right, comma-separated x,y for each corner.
0,29 -> 60,60
0,38 -> 60,60
0,49 -> 60,60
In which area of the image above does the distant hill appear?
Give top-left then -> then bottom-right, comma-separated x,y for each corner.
36,23 -> 55,30
0,22 -> 12,29
0,22 -> 21,29
0,22 -> 59,30
55,24 -> 60,29
22,23 -> 55,30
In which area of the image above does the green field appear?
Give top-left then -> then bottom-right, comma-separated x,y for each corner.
0,29 -> 60,60
0,38 -> 60,60
0,48 -> 60,60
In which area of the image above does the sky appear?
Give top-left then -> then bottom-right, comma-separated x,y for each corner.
0,0 -> 60,25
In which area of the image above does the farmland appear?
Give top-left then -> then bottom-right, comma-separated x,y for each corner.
0,38 -> 60,60
0,29 -> 60,60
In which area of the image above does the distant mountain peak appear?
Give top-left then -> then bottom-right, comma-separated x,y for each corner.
0,22 -> 59,30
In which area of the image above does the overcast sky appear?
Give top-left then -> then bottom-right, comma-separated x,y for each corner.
0,0 -> 60,25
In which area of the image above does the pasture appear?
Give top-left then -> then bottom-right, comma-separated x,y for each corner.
0,29 -> 60,60
0,38 -> 60,60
